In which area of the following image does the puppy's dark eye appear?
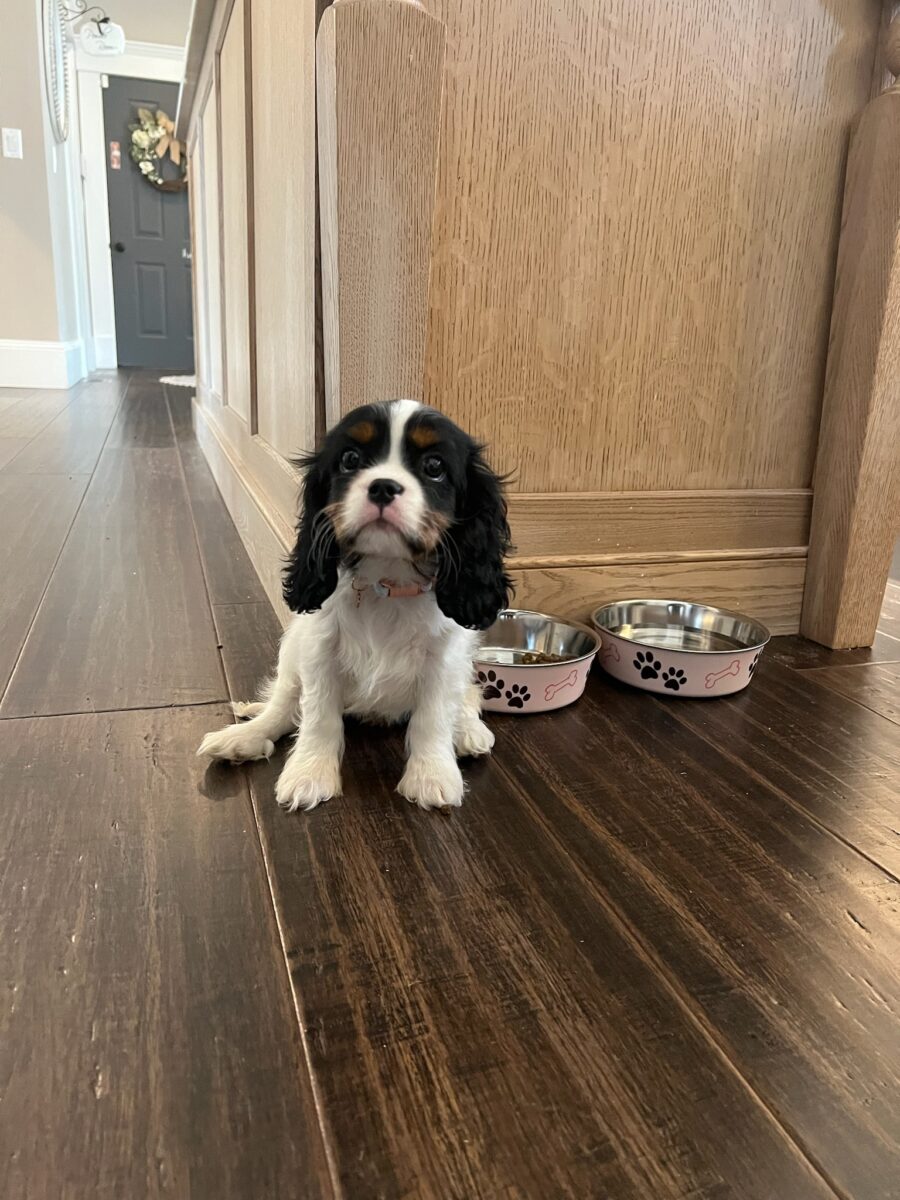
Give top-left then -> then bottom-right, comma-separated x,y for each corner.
422,455 -> 445,481
340,448 -> 361,473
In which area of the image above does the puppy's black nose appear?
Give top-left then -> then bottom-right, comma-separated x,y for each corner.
368,478 -> 404,506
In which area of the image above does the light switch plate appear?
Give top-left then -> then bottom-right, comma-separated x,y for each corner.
2,128 -> 23,158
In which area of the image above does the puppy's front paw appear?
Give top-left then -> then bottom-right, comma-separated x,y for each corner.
197,724 -> 275,763
275,753 -> 342,813
454,718 -> 494,758
398,757 -> 464,811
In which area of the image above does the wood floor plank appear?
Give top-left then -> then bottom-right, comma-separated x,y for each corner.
0,390 -> 75,439
105,375 -> 175,449
805,660 -> 900,725
0,705 -> 334,1200
769,630 -> 900,669
168,391 -> 269,604
0,449 -> 227,717
0,473 -> 90,698
657,655 -> 900,874
497,675 -> 900,1200
235,729 -> 835,1200
209,608 -> 833,1199
3,376 -> 127,475
213,602 -> 281,700
0,438 -> 30,469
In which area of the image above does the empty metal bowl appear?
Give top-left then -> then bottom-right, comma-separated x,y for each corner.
475,609 -> 602,713
591,599 -> 770,698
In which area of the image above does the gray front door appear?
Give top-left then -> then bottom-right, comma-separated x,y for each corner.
103,76 -> 194,371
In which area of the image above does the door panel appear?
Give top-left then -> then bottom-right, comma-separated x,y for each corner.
103,76 -> 194,371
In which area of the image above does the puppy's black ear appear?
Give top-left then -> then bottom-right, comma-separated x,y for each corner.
283,452 -> 340,613
435,447 -> 513,630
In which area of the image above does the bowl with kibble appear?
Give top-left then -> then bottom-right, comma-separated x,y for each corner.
475,609 -> 601,713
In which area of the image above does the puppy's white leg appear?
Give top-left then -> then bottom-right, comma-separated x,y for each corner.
398,640 -> 467,810
197,620 -> 303,762
275,630 -> 344,812
453,682 -> 494,758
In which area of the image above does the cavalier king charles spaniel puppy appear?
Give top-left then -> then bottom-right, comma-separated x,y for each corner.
198,400 -> 511,811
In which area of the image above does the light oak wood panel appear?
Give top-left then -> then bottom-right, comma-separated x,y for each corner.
217,0 -> 253,425
508,489 -> 811,562
252,0 -> 317,459
801,78 -> 900,647
318,0 -> 446,422
194,397 -> 294,624
201,84 -> 224,400
511,557 -> 806,634
421,0 -> 882,493
0,706 -> 333,1199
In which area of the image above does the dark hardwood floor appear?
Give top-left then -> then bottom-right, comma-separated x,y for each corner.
1,374 -> 898,1200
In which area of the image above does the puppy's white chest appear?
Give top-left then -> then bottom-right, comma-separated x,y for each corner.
337,593 -> 438,719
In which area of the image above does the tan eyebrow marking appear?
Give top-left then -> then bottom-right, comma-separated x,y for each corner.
347,420 -> 376,443
408,424 -> 439,449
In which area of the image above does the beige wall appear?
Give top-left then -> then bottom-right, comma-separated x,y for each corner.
0,0 -> 60,342
111,0 -> 192,47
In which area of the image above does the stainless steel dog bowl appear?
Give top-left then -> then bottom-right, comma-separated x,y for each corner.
591,600 -> 770,698
475,609 -> 602,713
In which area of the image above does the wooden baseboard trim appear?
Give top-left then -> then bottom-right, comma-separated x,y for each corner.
194,398 -> 292,625
508,489 -> 812,561
511,558 -> 806,635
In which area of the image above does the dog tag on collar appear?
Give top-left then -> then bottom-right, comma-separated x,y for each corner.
372,580 -> 390,598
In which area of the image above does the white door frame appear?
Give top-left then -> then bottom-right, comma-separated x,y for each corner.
75,41 -> 185,369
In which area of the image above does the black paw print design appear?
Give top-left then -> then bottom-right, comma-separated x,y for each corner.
477,669 -> 505,700
634,650 -> 661,680
662,667 -> 687,692
505,683 -> 531,708
748,653 -> 760,676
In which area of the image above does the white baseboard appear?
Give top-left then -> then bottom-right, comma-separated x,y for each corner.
0,339 -> 88,389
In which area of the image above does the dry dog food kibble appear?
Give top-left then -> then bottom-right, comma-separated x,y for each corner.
519,651 -> 568,665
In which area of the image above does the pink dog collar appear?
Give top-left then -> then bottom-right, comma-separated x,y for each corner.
352,577 -> 435,606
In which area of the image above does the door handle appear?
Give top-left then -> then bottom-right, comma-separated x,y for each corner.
182,247 -> 192,263
113,241 -> 125,253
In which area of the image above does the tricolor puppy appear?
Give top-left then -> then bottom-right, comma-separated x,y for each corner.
198,400 -> 511,811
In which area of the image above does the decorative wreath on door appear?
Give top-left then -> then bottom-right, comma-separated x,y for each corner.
128,108 -> 187,193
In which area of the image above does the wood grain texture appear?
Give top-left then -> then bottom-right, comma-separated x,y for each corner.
252,0 -> 317,459
234,725 -> 836,1197
0,389 -> 76,439
497,674 -> 900,1200
806,660 -> 900,725
508,489 -> 812,562
168,389 -> 268,604
194,398 -> 295,624
510,556 -> 806,634
318,0 -> 446,422
420,0 -> 882,494
802,83 -> 900,648
0,473 -> 89,698
0,438 -> 30,470
770,629 -> 900,670
0,705 -> 334,1200
105,373 -> 174,449
0,450 -> 227,717
213,600 -> 283,701
2,374 -> 127,474
217,0 -> 253,425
